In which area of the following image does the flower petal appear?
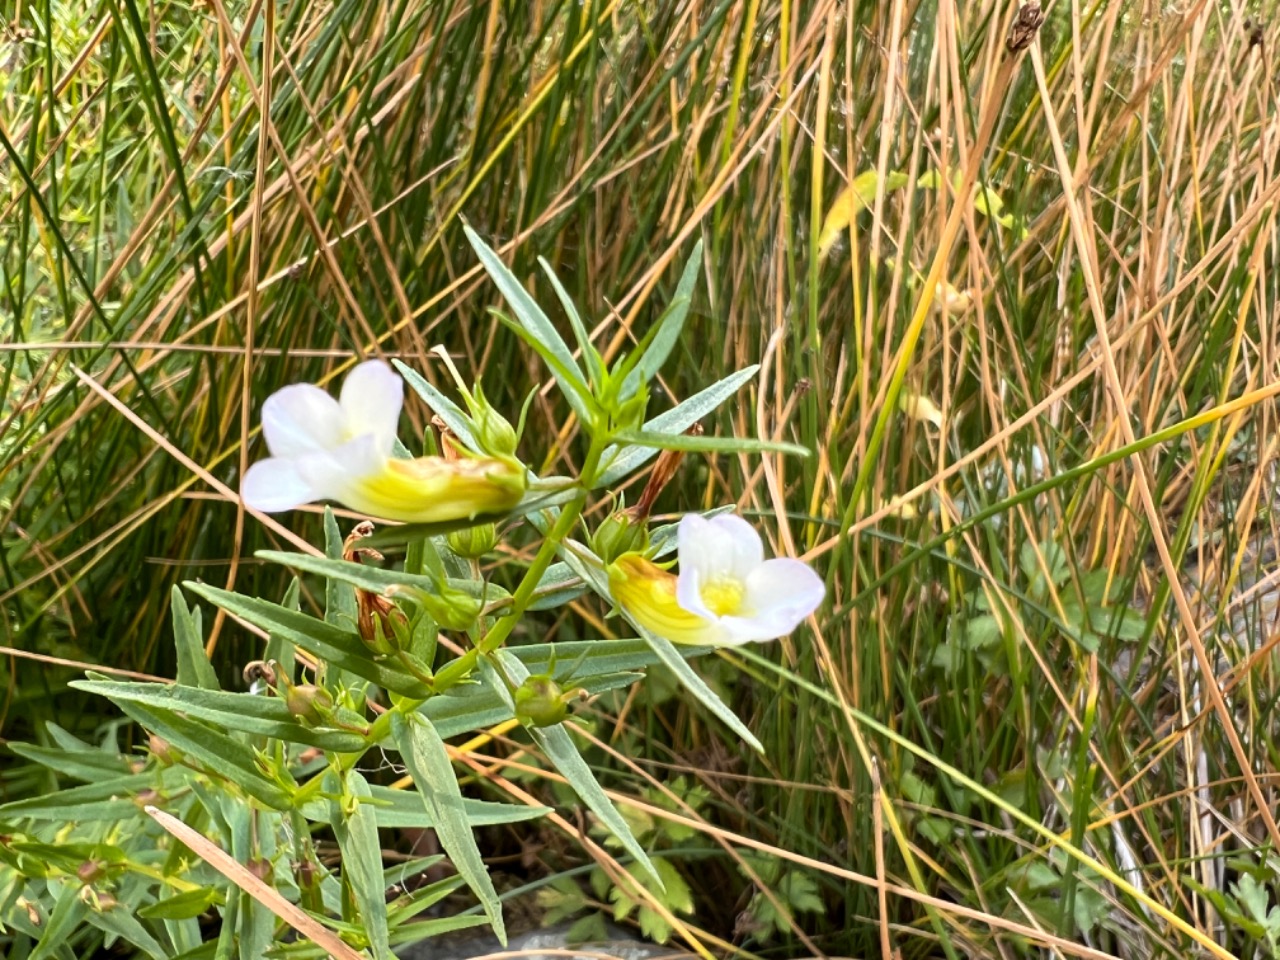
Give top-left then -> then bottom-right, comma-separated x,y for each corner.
675,565 -> 716,621
241,457 -> 317,513
346,455 -> 526,523
609,555 -> 728,646
292,434 -> 386,506
261,383 -> 348,458
339,359 -> 404,456
719,558 -> 824,643
677,513 -> 764,583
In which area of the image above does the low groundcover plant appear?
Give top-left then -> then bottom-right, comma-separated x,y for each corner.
0,231 -> 821,958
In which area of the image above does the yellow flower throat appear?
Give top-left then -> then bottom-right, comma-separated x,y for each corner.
699,578 -> 745,618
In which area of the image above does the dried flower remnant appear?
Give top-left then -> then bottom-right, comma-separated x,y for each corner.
1006,1 -> 1045,54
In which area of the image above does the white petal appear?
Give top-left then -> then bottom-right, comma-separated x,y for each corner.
261,383 -> 348,458
677,513 -> 763,583
293,433 -> 386,504
241,457 -> 316,513
675,565 -> 716,621
731,558 -> 825,642
340,360 -> 403,456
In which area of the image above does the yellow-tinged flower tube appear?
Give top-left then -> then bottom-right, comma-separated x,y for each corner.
608,554 -> 720,646
241,360 -> 525,523
608,514 -> 824,647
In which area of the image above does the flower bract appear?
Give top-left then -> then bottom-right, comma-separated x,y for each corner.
609,513 -> 823,646
241,360 -> 525,523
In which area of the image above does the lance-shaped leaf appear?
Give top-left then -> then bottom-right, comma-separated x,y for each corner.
487,654 -> 660,886
106,697 -> 295,809
390,712 -> 506,943
256,551 -> 506,603
172,586 -> 219,690
301,784 -> 548,830
0,769 -> 185,821
331,770 -> 391,959
555,540 -> 764,751
621,239 -> 703,397
464,224 -> 594,424
184,583 -> 431,699
631,624 -> 763,752
392,360 -> 480,450
72,680 -> 369,753
599,365 -> 759,487
539,255 -> 606,388
613,427 -> 809,458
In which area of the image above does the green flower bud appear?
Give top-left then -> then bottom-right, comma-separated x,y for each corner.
615,389 -> 650,435
448,522 -> 498,559
81,888 -> 119,911
514,674 -> 570,728
77,860 -> 106,884
285,684 -> 335,726
592,511 -> 651,565
148,734 -> 180,767
390,583 -> 482,633
469,383 -> 519,459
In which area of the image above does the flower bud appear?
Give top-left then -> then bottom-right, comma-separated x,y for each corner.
390,583 -> 481,633
149,734 -> 180,767
592,512 -> 650,565
247,857 -> 273,882
285,684 -> 334,726
513,674 -> 570,727
77,860 -> 106,884
357,589 -> 410,654
448,522 -> 497,559
81,888 -> 118,911
614,389 -> 650,436
468,383 -> 520,459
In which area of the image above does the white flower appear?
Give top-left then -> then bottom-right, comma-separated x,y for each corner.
609,513 -> 824,646
241,360 -> 525,523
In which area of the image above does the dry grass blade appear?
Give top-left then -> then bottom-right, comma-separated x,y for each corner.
143,806 -> 365,960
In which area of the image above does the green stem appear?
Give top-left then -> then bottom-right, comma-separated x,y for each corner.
303,430 -> 612,802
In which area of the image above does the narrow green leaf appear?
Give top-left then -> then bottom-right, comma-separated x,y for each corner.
256,551 -> 506,603
324,507 -> 357,628
72,680 -> 368,753
392,360 -> 480,451
491,654 -> 660,885
138,886 -> 223,920
390,712 -> 506,943
85,905 -> 169,960
388,915 -> 490,944
302,785 -> 548,830
0,771 -> 167,820
464,224 -> 593,423
614,428 -> 809,458
489,309 -> 597,422
183,583 -> 431,699
172,587 -> 219,690
539,256 -> 606,387
623,239 -> 703,395
107,698 -> 294,809
332,770 -> 391,959
30,884 -> 86,960
7,742 -> 132,782
599,365 -> 759,486
634,626 -> 763,752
